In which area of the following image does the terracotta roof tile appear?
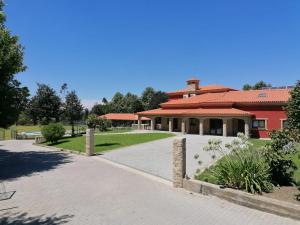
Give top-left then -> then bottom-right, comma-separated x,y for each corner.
100,113 -> 150,121
162,89 -> 290,107
138,108 -> 253,117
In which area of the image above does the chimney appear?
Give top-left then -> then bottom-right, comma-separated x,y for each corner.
186,78 -> 200,91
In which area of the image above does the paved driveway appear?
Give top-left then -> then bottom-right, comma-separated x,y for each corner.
0,140 -> 298,225
100,134 -> 235,180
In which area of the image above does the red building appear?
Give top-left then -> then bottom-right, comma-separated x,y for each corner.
137,78 -> 290,138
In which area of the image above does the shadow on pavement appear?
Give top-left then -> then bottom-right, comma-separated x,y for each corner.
0,149 -> 71,181
0,212 -> 74,225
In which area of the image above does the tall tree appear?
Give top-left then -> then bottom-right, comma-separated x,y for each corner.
242,81 -> 272,90
64,91 -> 83,136
286,80 -> 300,134
0,1 -> 29,128
242,84 -> 252,91
102,97 -> 108,104
149,91 -> 169,109
122,92 -> 143,113
141,87 -> 155,110
110,92 -> 124,113
28,83 -> 62,125
91,103 -> 110,115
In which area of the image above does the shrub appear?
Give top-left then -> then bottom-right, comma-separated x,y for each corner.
98,117 -> 111,132
86,114 -> 98,129
262,129 -> 298,185
41,123 -> 65,143
196,133 -> 273,194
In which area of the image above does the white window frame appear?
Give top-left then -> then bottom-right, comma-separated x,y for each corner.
280,119 -> 288,129
252,118 -> 268,130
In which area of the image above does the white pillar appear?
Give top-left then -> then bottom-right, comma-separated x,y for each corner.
244,118 -> 250,137
169,118 -> 173,132
151,117 -> 155,130
173,137 -> 186,188
199,119 -> 204,135
181,118 -> 186,134
86,128 -> 94,156
223,119 -> 228,137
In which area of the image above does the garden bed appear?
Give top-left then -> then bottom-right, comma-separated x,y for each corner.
196,139 -> 300,205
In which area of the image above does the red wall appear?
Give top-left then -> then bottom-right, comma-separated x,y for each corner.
239,106 -> 287,138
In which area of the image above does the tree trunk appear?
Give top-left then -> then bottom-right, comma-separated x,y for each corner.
71,122 -> 75,137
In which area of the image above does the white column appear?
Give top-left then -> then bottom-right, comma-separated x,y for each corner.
244,118 -> 250,137
169,118 -> 173,132
138,116 -> 142,130
181,118 -> 186,134
199,118 -> 204,135
223,119 -> 228,137
151,117 -> 155,130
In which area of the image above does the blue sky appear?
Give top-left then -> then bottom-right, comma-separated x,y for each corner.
5,0 -> 300,107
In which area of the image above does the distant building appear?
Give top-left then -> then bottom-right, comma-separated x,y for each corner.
101,113 -> 150,127
137,78 -> 290,138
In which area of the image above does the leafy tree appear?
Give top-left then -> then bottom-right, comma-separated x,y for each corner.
122,92 -> 143,113
28,83 -> 62,125
242,84 -> 252,91
91,103 -> 110,115
110,92 -> 124,113
286,80 -> 300,134
0,1 -> 29,128
64,91 -> 83,136
141,87 -> 156,110
242,81 -> 272,90
149,91 -> 169,109
253,81 -> 272,90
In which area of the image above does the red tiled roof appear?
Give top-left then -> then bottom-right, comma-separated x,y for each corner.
162,89 -> 290,107
100,113 -> 150,121
138,108 -> 253,117
168,85 -> 236,95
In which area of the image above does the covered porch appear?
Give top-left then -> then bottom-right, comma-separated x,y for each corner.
137,108 -> 253,137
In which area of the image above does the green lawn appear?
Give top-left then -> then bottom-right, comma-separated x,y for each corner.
43,133 -> 174,153
196,139 -> 300,184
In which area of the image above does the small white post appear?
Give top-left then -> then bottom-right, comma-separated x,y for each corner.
86,129 -> 94,156
168,118 -> 173,132
173,137 -> 186,188
199,119 -> 204,135
223,119 -> 228,137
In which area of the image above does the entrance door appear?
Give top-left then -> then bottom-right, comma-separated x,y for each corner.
210,119 -> 223,135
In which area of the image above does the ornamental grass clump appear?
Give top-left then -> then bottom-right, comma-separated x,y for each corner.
195,133 -> 273,194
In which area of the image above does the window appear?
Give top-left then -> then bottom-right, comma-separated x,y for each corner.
252,119 -> 266,129
281,120 -> 289,129
183,94 -> 189,98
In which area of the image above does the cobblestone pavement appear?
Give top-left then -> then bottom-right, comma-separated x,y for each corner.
101,134 -> 235,180
0,140 -> 299,225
